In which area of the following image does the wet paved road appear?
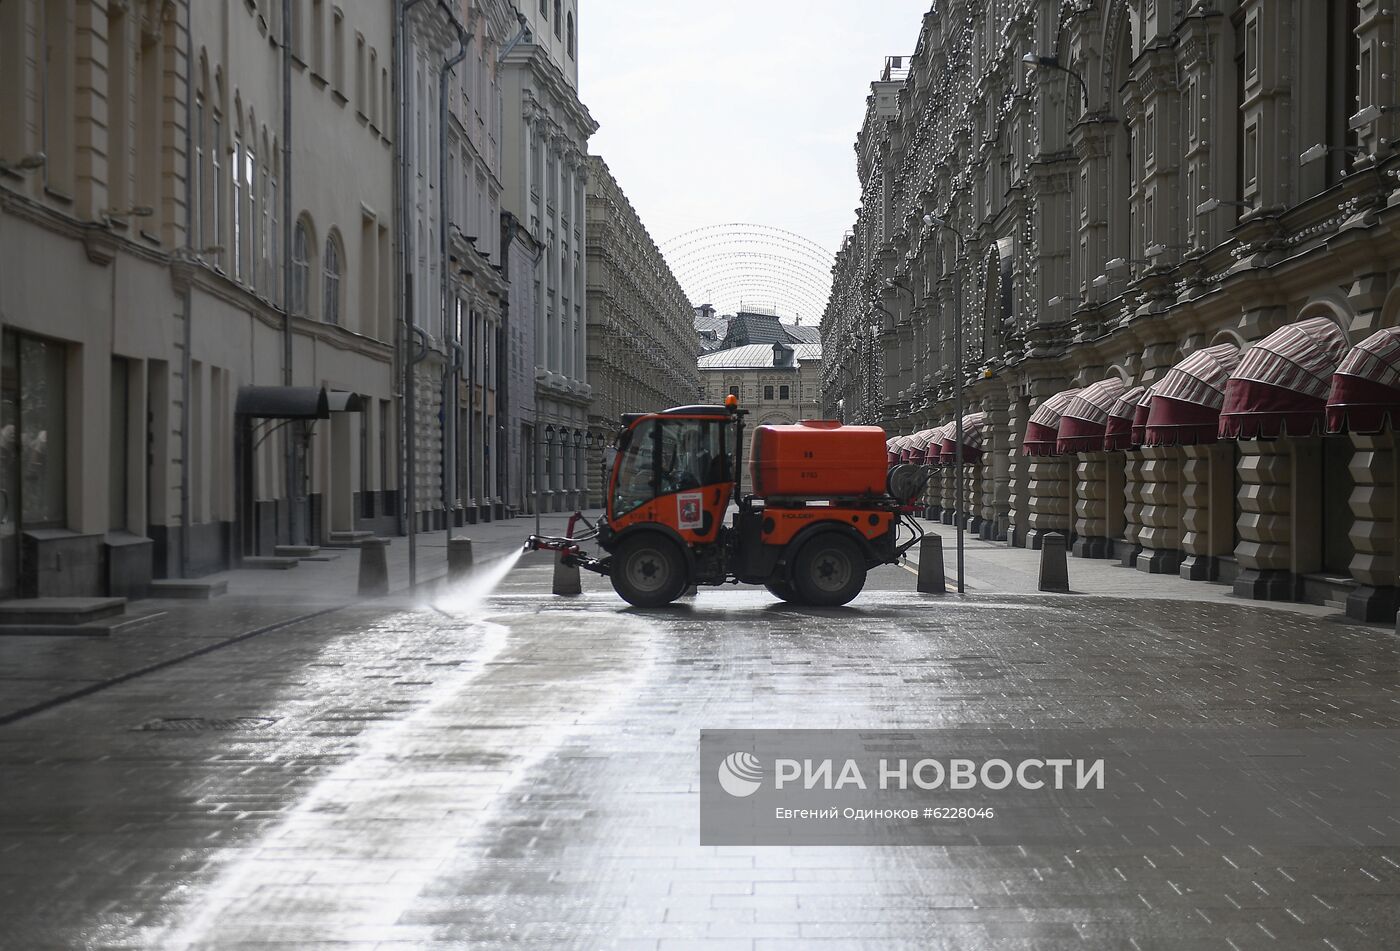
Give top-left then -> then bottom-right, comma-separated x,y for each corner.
1,553 -> 1399,949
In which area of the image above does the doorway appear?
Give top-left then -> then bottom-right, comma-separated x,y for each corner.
0,330 -> 68,598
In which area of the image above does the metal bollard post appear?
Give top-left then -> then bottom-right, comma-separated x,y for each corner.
447,537 -> 475,584
1038,532 -> 1070,593
357,537 -> 390,597
916,534 -> 946,594
552,552 -> 582,596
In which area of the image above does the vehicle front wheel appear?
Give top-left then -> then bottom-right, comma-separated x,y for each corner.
791,533 -> 867,607
610,535 -> 689,608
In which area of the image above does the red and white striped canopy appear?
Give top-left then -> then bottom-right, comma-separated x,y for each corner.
940,413 -> 986,464
1220,318 -> 1348,439
923,423 -> 951,464
1143,344 -> 1241,447
1327,327 -> 1400,434
1057,378 -> 1127,453
1103,384 -> 1147,451
1021,387 -> 1082,457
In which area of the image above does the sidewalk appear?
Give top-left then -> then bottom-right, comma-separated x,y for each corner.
904,516 -> 1358,622
0,512 -> 584,725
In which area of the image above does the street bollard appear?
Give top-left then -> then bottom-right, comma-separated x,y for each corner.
447,537 -> 475,584
916,534 -> 946,594
1038,532 -> 1070,593
552,552 -> 583,596
357,537 -> 390,597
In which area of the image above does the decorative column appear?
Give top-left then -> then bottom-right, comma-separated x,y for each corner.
1121,451 -> 1144,567
964,462 -> 983,535
1026,456 -> 1073,550
1233,439 -> 1293,599
1073,452 -> 1111,558
982,390 -> 1009,540
1005,388 -> 1029,546
1177,445 -> 1215,580
1136,445 -> 1183,573
1346,432 -> 1399,622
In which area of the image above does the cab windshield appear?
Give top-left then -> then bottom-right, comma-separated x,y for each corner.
611,417 -> 728,518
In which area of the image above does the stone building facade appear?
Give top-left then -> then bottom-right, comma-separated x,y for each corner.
699,343 -> 823,428
0,0 -> 398,599
584,156 -> 700,501
822,0 -> 1400,620
499,0 -> 596,514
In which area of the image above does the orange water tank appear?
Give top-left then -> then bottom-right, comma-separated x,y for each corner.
749,421 -> 890,499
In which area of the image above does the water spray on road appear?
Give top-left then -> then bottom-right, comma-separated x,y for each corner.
430,547 -> 526,617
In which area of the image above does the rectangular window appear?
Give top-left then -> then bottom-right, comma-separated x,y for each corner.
247,147 -> 258,291
311,0 -> 325,76
269,174 -> 279,302
193,95 -> 205,248
211,115 -> 223,268
1144,108 -> 1156,171
1245,15 -> 1259,83
109,358 -> 130,530
332,10 -> 345,93
779,385 -> 790,400
232,137 -> 244,280
1244,121 -> 1259,192
368,49 -> 378,126
763,385 -> 774,400
356,34 -> 366,113
728,385 -> 740,398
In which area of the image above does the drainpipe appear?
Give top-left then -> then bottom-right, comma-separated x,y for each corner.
180,0 -> 194,576
281,0 -> 297,546
396,0 -> 424,582
439,16 -> 470,538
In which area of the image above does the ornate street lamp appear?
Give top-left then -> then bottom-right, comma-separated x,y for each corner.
1022,53 -> 1089,115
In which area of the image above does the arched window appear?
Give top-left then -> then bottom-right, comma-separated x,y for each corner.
292,217 -> 313,315
323,232 -> 342,325
566,12 -> 574,59
553,0 -> 562,38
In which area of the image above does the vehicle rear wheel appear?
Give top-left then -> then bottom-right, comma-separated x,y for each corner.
610,535 -> 689,608
791,533 -> 867,607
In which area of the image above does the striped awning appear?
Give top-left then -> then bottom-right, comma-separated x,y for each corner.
1103,385 -> 1147,451
1057,378 -> 1127,453
1143,343 -> 1241,447
1220,318 -> 1348,439
898,435 -> 919,463
886,437 -> 899,466
1327,327 -> 1400,434
923,423 -> 950,464
1021,388 -> 1082,457
940,413 -> 986,464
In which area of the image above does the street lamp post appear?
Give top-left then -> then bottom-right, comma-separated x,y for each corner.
571,428 -> 584,508
923,213 -> 968,594
537,423 -> 555,536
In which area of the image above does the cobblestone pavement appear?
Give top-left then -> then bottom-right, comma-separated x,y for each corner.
1,541 -> 1398,950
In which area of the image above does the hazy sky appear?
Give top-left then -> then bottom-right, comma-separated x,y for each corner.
579,1 -> 928,264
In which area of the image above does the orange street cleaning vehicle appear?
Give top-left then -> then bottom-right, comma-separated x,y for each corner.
526,398 -> 929,607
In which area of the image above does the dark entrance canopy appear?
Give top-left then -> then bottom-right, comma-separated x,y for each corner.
235,386 -> 330,419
